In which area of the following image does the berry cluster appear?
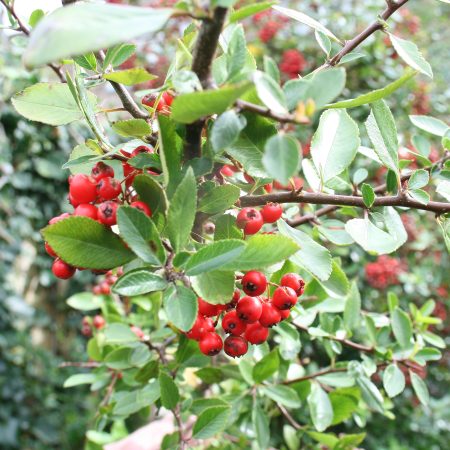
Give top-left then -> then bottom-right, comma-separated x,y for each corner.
279,49 -> 307,79
252,10 -> 288,43
185,271 -> 305,357
44,146 -> 155,279
236,204 -> 283,235
91,269 -> 123,296
365,255 -> 404,289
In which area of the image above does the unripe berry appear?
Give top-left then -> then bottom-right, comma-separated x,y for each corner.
244,322 -> 269,345
92,315 -> 106,329
74,203 -> 98,220
198,298 -> 221,317
96,177 -> 122,200
280,273 -> 305,296
91,162 -> 114,182
224,335 -> 248,358
130,201 -> 152,217
186,315 -> 215,341
222,310 -> 247,336
130,325 -> 145,339
271,286 -> 298,310
259,302 -> 282,327
45,242 -> 57,258
260,203 -> 283,223
52,258 -> 76,279
236,208 -> 264,235
242,271 -> 267,296
236,296 -> 262,323
199,332 -> 223,356
97,201 -> 118,226
69,173 -> 97,204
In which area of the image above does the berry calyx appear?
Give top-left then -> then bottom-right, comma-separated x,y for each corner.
52,258 -> 76,279
260,203 -> 283,223
236,208 -> 264,235
224,335 -> 248,358
236,296 -> 262,323
130,201 -> 152,217
271,286 -> 298,310
69,173 -> 97,204
280,273 -> 305,296
199,332 -> 223,356
74,203 -> 98,220
244,322 -> 269,345
222,310 -> 247,336
96,177 -> 122,200
92,315 -> 106,329
242,270 -> 267,296
259,302 -> 282,328
91,162 -> 114,182
97,201 -> 119,226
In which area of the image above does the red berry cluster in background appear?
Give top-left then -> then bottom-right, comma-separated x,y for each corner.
185,271 -> 305,357
279,49 -> 307,79
236,204 -> 283,235
252,10 -> 288,43
365,255 -> 405,289
44,146 -> 155,279
91,269 -> 123,296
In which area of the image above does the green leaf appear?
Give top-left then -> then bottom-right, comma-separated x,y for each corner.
113,269 -> 168,296
29,9 -> 45,28
422,331 -> 446,349
214,214 -> 242,240
329,388 -> 360,424
320,259 -> 350,298
409,189 -> 430,205
436,180 -> 450,202
198,185 -> 241,214
133,174 -> 168,219
12,82 -> 97,126
311,109 -> 360,182
42,216 -> 134,269
315,30 -> 331,56
383,364 -> 405,398
389,34 -> 433,78
159,372 -> 179,410
344,282 -> 361,331
166,168 -> 197,252
113,381 -> 160,416
391,308 -> 413,348
264,55 -> 281,84
163,285 -> 198,332
66,292 -> 102,311
253,70 -> 287,114
171,83 -> 251,123
260,385 -> 302,408
193,406 -> 231,439
356,376 -> 384,413
408,169 -> 429,189
278,220 -> 332,281
104,323 -> 139,344
273,5 -> 340,42
112,119 -> 151,138
103,43 -> 136,69
185,240 -> 246,276
252,404 -> 270,450
103,68 -> 156,86
191,270 -> 236,305
365,100 -> 399,175
117,206 -> 165,265
229,2 -> 275,23
317,219 -> 354,246
307,383 -> 333,432
326,69 -> 416,109
220,233 -> 299,271
410,371 -> 429,406
409,115 -> 449,137
253,350 -> 279,383
211,110 -> 247,153
304,68 -> 346,109
64,373 -> 97,388
262,134 -> 300,185
73,52 -> 97,71
361,183 -> 376,208
24,3 -> 172,67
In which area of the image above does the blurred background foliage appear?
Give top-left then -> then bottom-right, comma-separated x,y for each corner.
0,0 -> 448,449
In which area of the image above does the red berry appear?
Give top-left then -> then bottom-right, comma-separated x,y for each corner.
162,91 -> 174,106
52,258 -> 76,279
49,213 -> 71,225
68,193 -> 81,207
260,203 -> 283,223
280,273 -> 305,296
236,208 -> 264,235
99,281 -> 111,295
69,173 -> 97,204
130,201 -> 152,217
224,335 -> 248,358
236,296 -> 262,323
45,242 -> 57,258
122,161 -> 135,177
96,177 -> 122,200
244,322 -> 269,345
186,315 -> 215,341
243,173 -> 254,184
198,298 -> 220,317
91,162 -> 114,182
279,309 -> 290,320
131,325 -> 145,339
142,93 -> 166,111
259,302 -> 282,327
271,286 -> 298,310
199,332 -> 223,356
74,203 -> 98,220
222,310 -> 247,336
81,324 -> 92,337
131,145 -> 153,158
264,183 -> 273,193
92,285 -> 102,295
92,315 -> 106,329
220,165 -> 237,177
242,271 -> 267,296
97,201 -> 118,226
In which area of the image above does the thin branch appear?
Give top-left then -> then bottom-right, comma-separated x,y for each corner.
277,404 -> 303,430
59,361 -> 101,368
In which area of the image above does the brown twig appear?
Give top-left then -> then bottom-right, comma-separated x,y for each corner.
59,361 -> 101,368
